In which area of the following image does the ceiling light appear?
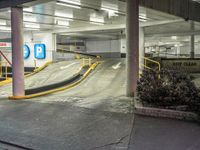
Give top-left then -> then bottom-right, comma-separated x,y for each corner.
171,36 -> 177,40
90,22 -> 104,25
0,26 -> 11,31
56,2 -> 81,9
23,7 -> 33,12
55,11 -> 73,20
0,19 -> 7,26
58,0 -> 80,5
25,23 -> 40,29
90,14 -> 104,25
56,19 -> 69,26
139,18 -> 147,22
101,1 -> 119,18
101,8 -> 118,17
56,0 -> 81,9
24,15 -> 37,22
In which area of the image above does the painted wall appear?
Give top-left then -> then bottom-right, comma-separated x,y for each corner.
24,32 -> 55,67
85,39 -> 121,58
0,32 -> 56,67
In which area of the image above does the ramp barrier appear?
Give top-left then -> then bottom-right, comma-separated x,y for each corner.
0,61 -> 52,87
0,61 -> 9,80
141,57 -> 161,71
140,57 -> 161,78
9,61 -> 99,100
81,58 -> 92,67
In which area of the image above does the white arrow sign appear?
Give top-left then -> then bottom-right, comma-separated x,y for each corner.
112,62 -> 122,70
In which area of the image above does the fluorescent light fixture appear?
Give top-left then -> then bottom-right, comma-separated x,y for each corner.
101,8 -> 118,17
101,1 -> 119,18
58,0 -> 80,5
139,18 -> 147,22
56,0 -> 81,9
90,15 -> 104,25
55,11 -> 73,20
56,2 -> 81,9
24,15 -> 37,22
23,7 -> 33,12
0,26 -> 11,31
25,23 -> 40,29
0,19 -> 6,26
56,19 -> 69,26
171,36 -> 177,40
25,28 -> 40,31
90,22 -> 104,25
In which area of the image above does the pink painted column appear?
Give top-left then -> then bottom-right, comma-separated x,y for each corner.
126,0 -> 139,97
11,7 -> 25,97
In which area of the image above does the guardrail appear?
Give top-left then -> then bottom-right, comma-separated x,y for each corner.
0,51 -> 12,66
142,57 -> 161,72
0,61 -> 8,80
81,58 -> 92,67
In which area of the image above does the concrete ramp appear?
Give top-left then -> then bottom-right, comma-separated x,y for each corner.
38,58 -> 132,113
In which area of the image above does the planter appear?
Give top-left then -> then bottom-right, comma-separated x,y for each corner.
134,99 -> 199,122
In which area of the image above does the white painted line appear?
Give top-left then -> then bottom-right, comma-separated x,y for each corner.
60,62 -> 79,70
112,62 -> 122,69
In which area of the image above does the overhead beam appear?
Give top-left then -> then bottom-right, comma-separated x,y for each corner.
140,19 -> 184,27
0,0 -> 54,9
145,30 -> 200,37
52,19 -> 183,34
140,0 -> 200,22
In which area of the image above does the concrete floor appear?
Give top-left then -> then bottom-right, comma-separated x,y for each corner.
0,99 -> 133,150
0,59 -> 199,149
128,115 -> 200,150
32,59 -> 132,113
25,60 -> 81,89
0,60 -> 81,96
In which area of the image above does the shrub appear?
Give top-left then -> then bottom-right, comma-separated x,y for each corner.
137,69 -> 200,114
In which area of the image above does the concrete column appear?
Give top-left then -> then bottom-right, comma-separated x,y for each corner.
139,27 -> 144,71
11,7 -> 25,97
126,0 -> 139,97
190,21 -> 195,58
190,35 -> 195,58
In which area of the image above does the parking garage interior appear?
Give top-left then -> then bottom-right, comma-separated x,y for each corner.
0,0 -> 200,149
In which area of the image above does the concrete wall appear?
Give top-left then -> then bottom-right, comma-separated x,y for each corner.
24,32 -> 55,67
85,39 -> 121,58
0,32 -> 55,67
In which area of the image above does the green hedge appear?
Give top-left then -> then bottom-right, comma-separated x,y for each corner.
137,69 -> 200,114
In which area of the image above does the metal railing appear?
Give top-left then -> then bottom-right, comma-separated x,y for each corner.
0,61 -> 8,80
142,57 -> 161,72
0,51 -> 12,66
81,58 -> 92,67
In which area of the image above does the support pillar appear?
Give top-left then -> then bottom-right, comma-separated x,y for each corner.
126,0 -> 139,97
190,35 -> 195,58
190,21 -> 195,58
11,7 -> 25,97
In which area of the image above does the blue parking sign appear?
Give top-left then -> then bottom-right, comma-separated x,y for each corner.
34,44 -> 46,59
24,45 -> 30,59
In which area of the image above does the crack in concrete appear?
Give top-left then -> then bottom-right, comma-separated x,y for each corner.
89,135 -> 129,150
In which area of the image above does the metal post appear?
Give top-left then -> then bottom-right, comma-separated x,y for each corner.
11,7 -> 25,97
126,0 -> 139,97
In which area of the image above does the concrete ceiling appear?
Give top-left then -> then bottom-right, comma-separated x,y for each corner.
0,0 -> 200,47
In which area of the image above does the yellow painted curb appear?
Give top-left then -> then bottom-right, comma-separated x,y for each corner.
0,61 -> 52,87
9,62 -> 99,100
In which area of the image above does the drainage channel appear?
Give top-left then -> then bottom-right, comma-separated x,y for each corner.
0,140 -> 34,150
